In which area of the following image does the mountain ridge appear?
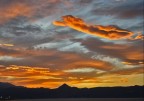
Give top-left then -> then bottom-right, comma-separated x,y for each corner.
0,82 -> 143,99
0,82 -> 143,89
0,82 -> 24,89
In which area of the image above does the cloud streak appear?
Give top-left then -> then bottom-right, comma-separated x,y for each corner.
0,43 -> 14,47
53,15 -> 134,40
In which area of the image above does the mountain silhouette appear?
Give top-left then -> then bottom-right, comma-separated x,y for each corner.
57,83 -> 77,90
0,82 -> 24,89
58,83 -> 71,89
0,82 -> 15,88
0,82 -> 143,99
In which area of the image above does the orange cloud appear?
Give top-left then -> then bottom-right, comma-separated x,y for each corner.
0,65 -> 65,88
134,34 -> 144,40
0,3 -> 32,23
53,21 -> 67,26
100,44 -> 129,50
0,43 -> 14,47
123,51 -> 143,60
53,15 -> 134,40
0,65 -> 143,88
64,60 -> 114,71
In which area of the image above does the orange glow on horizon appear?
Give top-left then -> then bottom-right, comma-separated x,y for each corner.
0,65 -> 143,88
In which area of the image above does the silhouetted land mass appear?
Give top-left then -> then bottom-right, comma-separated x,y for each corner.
0,82 -> 143,100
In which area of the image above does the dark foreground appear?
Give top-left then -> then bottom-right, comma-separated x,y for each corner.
10,98 -> 144,101
0,83 -> 144,100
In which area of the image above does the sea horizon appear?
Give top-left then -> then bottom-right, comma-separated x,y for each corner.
10,98 -> 144,101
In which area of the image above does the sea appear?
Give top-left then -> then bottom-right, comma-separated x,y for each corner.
10,98 -> 144,101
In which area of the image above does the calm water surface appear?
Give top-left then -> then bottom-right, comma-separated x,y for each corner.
10,98 -> 143,101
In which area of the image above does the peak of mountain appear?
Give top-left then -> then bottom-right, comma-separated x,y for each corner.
58,83 -> 71,89
57,83 -> 78,90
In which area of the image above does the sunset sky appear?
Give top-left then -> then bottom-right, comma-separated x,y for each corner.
0,0 -> 143,88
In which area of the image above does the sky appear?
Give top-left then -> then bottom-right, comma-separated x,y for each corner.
0,0 -> 143,88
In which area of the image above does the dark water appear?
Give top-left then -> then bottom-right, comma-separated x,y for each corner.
10,98 -> 144,101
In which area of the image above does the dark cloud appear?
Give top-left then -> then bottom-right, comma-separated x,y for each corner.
92,0 -> 143,19
0,19 -> 54,47
80,37 -> 143,64
5,25 -> 42,36
0,0 -> 74,24
0,47 -> 20,56
78,0 -> 93,4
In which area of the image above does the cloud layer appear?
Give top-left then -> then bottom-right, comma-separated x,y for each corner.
0,0 -> 143,88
